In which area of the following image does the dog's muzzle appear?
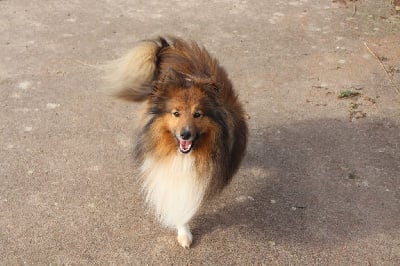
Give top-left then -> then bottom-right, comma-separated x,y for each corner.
178,128 -> 195,153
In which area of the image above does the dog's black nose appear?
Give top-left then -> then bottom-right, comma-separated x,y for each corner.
180,129 -> 192,140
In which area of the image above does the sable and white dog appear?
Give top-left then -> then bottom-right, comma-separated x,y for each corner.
105,37 -> 247,248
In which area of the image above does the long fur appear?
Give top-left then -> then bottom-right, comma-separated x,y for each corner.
105,37 -> 248,248
103,40 -> 161,101
141,155 -> 207,228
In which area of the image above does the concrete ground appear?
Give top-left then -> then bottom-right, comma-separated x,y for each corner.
1,0 -> 400,264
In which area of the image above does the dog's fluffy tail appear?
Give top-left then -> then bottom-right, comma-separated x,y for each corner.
103,40 -> 162,102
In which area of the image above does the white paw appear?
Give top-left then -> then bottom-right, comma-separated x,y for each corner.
177,224 -> 192,249
177,233 -> 192,249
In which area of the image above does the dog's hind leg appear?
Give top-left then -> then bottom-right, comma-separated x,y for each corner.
177,224 -> 192,249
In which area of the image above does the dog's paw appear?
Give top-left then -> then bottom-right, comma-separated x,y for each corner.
177,232 -> 192,249
177,225 -> 192,249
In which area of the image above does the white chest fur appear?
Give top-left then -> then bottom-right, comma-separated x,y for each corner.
140,154 -> 207,228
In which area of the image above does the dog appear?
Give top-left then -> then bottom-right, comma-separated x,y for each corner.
104,37 -> 248,248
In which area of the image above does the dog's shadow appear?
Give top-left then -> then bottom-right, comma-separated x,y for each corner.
192,118 -> 400,247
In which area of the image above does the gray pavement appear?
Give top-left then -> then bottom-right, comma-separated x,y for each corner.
1,0 -> 400,264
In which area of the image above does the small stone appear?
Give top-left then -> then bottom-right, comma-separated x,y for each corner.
18,81 -> 31,90
348,173 -> 357,179
236,196 -> 247,202
46,103 -> 60,109
24,126 -> 33,132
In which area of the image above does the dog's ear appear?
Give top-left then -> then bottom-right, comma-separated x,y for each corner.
166,69 -> 193,88
200,82 -> 222,98
204,82 -> 220,93
158,37 -> 170,49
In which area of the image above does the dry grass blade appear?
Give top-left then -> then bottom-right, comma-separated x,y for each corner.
363,42 -> 400,96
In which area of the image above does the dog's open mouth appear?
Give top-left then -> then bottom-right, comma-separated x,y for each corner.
179,140 -> 193,154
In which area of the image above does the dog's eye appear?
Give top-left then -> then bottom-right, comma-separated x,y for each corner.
193,111 -> 202,118
172,111 -> 180,117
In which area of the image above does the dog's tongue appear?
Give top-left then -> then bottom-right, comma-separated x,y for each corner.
180,140 -> 192,151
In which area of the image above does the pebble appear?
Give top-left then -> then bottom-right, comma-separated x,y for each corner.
24,126 -> 33,132
46,103 -> 60,109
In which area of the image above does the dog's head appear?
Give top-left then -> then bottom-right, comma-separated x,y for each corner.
147,76 -> 225,155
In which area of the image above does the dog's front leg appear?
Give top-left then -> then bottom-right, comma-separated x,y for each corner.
177,224 -> 192,249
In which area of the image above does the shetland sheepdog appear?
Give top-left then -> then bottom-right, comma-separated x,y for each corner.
105,37 -> 248,248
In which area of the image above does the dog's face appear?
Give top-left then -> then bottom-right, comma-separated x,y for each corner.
163,87 -> 217,154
